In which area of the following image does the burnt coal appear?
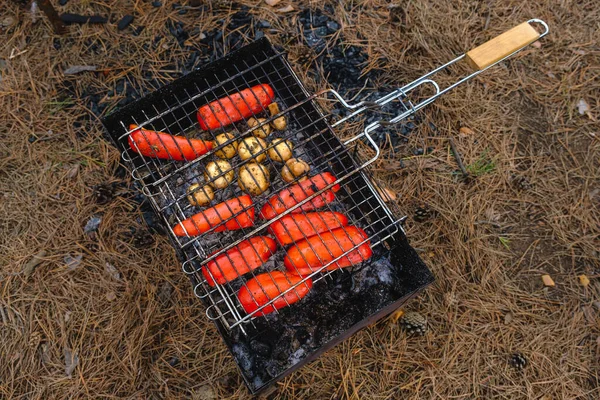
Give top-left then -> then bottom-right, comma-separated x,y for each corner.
60,13 -> 108,24
117,15 -> 134,31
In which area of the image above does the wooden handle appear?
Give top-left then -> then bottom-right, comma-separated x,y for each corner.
465,22 -> 540,70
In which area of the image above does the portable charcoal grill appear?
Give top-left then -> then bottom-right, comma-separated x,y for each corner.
102,20 -> 548,393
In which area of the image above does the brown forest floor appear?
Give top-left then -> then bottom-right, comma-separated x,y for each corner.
1,0 -> 599,399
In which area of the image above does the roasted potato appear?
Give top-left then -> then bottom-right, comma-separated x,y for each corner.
187,183 -> 214,207
238,137 -> 267,163
268,103 -> 287,131
204,160 -> 234,189
281,158 -> 310,183
248,117 -> 272,138
238,163 -> 270,196
213,132 -> 238,159
267,138 -> 293,163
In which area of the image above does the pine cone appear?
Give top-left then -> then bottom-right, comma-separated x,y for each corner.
510,174 -> 532,191
399,311 -> 427,335
414,206 -> 432,222
509,353 -> 528,370
92,183 -> 116,205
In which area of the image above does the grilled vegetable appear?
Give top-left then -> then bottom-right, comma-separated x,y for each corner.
268,211 -> 349,245
248,117 -> 272,138
128,125 -> 212,161
260,172 -> 340,219
197,84 -> 275,130
187,183 -> 214,207
202,236 -> 277,286
238,137 -> 267,163
238,163 -> 270,196
173,195 -> 255,237
281,158 -> 310,183
213,132 -> 238,159
238,271 -> 312,316
284,226 -> 372,276
268,102 -> 287,131
267,138 -> 293,163
204,160 -> 234,189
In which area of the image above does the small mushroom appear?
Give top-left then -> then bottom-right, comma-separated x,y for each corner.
204,160 -> 234,189
187,183 -> 214,207
238,163 -> 270,196
281,158 -> 310,183
213,132 -> 238,159
268,102 -> 287,131
238,137 -> 267,163
248,117 -> 272,138
267,138 -> 294,163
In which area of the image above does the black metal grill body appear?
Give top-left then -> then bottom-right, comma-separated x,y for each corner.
102,38 -> 433,393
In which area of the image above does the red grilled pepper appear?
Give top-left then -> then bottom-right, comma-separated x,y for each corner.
202,236 -> 277,287
197,84 -> 275,130
238,271 -> 312,316
260,173 -> 340,220
284,226 -> 372,276
128,125 -> 213,161
173,195 -> 255,237
268,211 -> 349,246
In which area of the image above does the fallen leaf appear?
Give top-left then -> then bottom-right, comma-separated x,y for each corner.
375,185 -> 397,202
66,164 -> 79,179
579,274 -> 590,287
541,274 -> 555,287
389,309 -> 404,323
64,253 -> 83,271
582,306 -> 595,324
23,250 -> 47,276
64,347 -> 79,378
104,262 -> 121,281
459,127 -> 474,136
264,0 -> 282,5
106,292 -> 117,301
504,312 -> 513,325
1,15 -> 16,28
194,385 -> 217,400
64,65 -> 98,75
277,5 -> 294,12
84,215 -> 102,239
577,99 -> 590,116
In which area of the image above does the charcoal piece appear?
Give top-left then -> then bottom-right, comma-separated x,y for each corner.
151,1 -> 162,7
250,340 -> 271,357
60,13 -> 108,24
132,26 -> 145,36
314,26 -> 328,37
117,15 -> 134,31
59,0 -> 69,5
326,21 -> 340,32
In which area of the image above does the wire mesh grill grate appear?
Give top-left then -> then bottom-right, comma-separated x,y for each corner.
108,40 -> 405,334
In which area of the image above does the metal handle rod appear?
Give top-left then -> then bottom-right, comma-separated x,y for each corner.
323,19 -> 549,131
